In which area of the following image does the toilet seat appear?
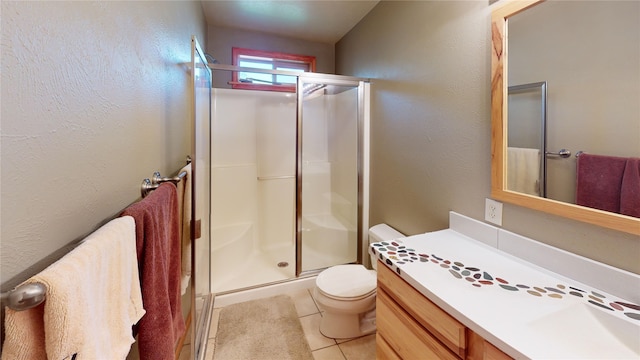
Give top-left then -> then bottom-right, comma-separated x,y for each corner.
316,264 -> 376,301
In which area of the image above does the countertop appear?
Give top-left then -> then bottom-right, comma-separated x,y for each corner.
370,216 -> 640,359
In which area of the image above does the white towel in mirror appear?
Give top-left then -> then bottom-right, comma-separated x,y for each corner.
507,147 -> 541,196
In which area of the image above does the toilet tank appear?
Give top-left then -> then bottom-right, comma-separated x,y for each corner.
368,224 -> 405,270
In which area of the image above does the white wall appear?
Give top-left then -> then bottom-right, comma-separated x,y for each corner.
1,1 -> 207,287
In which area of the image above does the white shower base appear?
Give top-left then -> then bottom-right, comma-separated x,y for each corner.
211,242 -> 295,294
213,275 -> 317,308
210,241 -> 353,295
210,214 -> 356,295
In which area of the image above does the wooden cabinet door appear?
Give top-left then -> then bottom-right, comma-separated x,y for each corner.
376,333 -> 402,360
377,262 -> 466,358
467,329 -> 513,360
377,288 -> 459,360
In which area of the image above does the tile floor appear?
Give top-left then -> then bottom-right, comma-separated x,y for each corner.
190,286 -> 377,360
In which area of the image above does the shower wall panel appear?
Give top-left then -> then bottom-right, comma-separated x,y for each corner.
255,95 -> 296,250
211,88 -> 296,292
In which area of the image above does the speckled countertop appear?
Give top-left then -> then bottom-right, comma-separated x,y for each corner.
370,213 -> 640,359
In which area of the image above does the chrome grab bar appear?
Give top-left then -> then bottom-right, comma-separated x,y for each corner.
545,149 -> 571,158
257,175 -> 295,180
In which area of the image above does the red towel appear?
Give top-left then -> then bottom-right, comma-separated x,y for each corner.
576,154 -> 627,213
121,183 -> 184,360
620,158 -> 640,218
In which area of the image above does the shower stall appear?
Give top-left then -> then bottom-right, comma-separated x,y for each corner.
203,66 -> 370,295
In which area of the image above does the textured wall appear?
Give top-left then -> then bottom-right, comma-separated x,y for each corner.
509,1 -> 640,203
337,1 -> 491,234
336,1 -> 640,274
1,1 -> 207,287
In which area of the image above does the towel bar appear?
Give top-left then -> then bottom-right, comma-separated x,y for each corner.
3,159 -> 192,310
141,157 -> 192,198
141,170 -> 188,197
545,148 -> 571,158
1,283 -> 46,311
141,157 -> 191,197
1,235 -> 94,311
1,230 -> 95,311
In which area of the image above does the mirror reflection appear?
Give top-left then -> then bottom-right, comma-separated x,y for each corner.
506,0 -> 639,218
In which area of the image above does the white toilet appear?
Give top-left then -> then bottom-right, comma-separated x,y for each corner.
313,224 -> 405,339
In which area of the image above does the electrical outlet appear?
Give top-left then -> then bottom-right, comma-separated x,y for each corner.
485,198 -> 503,226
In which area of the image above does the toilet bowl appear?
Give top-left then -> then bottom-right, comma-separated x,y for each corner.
313,224 -> 405,339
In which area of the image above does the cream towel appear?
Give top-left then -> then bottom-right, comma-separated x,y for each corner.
179,163 -> 192,295
1,216 -> 145,360
507,147 -> 541,196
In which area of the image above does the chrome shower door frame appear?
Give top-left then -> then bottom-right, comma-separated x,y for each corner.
296,73 -> 369,277
207,64 -> 370,280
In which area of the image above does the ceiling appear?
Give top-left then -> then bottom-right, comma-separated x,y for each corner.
201,1 -> 380,44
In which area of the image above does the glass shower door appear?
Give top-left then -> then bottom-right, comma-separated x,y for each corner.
191,35 -> 212,360
297,77 -> 364,273
210,71 -> 298,294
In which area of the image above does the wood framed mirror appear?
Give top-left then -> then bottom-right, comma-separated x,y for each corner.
490,0 -> 640,235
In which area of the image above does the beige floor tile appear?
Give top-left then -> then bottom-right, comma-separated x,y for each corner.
336,337 -> 352,344
308,292 -> 328,319
178,344 -> 191,360
182,323 -> 192,345
299,313 -> 337,351
209,308 -> 222,339
335,332 -> 374,344
195,296 -> 204,323
204,338 -> 216,360
312,345 -> 347,360
338,334 -> 376,360
309,289 -> 321,307
287,288 -> 320,317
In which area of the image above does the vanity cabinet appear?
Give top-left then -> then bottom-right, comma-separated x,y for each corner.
376,261 -> 512,360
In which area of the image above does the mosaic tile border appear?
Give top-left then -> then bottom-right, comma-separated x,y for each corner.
370,240 -> 640,321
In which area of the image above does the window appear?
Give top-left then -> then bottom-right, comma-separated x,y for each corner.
232,47 -> 316,92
